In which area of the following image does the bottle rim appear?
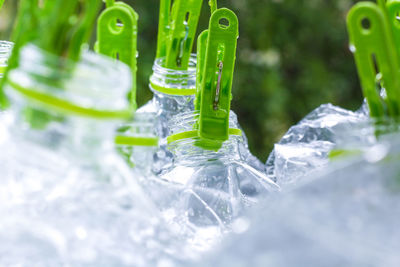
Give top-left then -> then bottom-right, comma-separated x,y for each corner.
6,44 -> 133,120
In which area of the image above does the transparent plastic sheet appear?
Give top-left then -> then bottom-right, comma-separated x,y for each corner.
193,131 -> 400,267
266,103 -> 369,188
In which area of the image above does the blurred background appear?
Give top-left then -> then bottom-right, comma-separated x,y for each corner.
0,0 -> 365,161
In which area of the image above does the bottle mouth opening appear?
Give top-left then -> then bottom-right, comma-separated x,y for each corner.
6,44 -> 133,120
149,54 -> 197,96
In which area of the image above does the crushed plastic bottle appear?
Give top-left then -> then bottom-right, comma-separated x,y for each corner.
145,111 -> 280,251
266,103 -> 369,188
0,45 -> 187,266
195,130 -> 400,267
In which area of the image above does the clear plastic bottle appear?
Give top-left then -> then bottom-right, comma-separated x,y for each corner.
0,44 -> 183,266
154,111 -> 280,249
137,56 -> 197,174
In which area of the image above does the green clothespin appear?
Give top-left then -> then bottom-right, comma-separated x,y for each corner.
105,0 -> 115,8
378,0 -> 388,10
209,0 -> 217,14
194,1 -> 218,110
347,2 -> 400,118
386,1 -> 400,57
167,8 -> 241,151
157,0 -> 203,70
194,30 -> 208,111
156,0 -> 171,59
198,8 -> 239,148
97,0 -> 138,110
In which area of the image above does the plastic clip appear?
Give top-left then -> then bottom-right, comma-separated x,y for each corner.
157,0 -> 203,70
386,1 -> 400,57
195,30 -> 208,111
209,0 -> 217,14
97,1 -> 138,110
198,8 -> 239,146
347,2 -> 400,118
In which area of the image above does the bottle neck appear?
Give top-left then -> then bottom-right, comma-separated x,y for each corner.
169,136 -> 243,165
149,56 -> 197,113
167,111 -> 244,164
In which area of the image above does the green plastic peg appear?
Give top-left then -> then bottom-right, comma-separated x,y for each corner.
69,0 -> 102,61
347,2 -> 400,118
386,0 -> 400,60
97,1 -> 138,110
105,0 -> 115,7
209,0 -> 217,13
198,8 -> 239,144
156,0 -> 171,59
162,0 -> 203,70
166,8 -> 242,151
378,0 -> 389,19
194,30 -> 208,111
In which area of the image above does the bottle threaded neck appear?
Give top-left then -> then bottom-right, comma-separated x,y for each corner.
149,55 -> 197,96
167,111 -> 243,162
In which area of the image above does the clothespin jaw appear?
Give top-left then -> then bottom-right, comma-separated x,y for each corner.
97,1 -> 138,110
198,8 -> 238,146
164,0 -> 203,70
347,2 -> 400,118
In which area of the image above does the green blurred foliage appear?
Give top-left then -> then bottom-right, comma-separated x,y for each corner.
1,0 -> 366,161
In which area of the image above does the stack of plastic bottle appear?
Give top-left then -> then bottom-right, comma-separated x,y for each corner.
2,0 -> 400,265
0,0 -> 280,265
